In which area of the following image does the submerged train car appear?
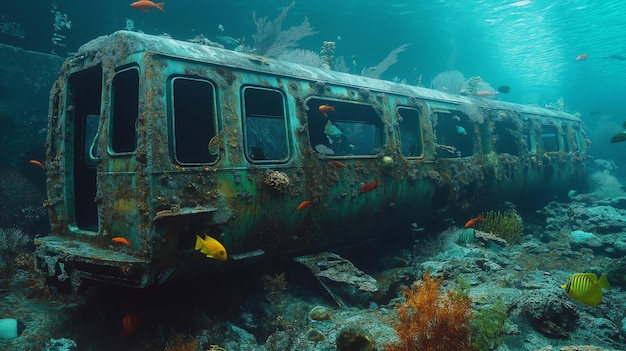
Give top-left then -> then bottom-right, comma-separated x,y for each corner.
34,31 -> 588,288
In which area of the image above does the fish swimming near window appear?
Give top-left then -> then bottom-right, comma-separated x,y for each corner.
29,159 -> 45,169
130,0 -> 165,13
359,180 -> 379,193
560,272 -> 609,306
297,200 -> 311,211
195,235 -> 227,261
497,85 -> 511,94
112,237 -> 133,247
464,215 -> 485,229
319,104 -> 335,117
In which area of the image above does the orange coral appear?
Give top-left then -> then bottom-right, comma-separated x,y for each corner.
385,271 -> 472,351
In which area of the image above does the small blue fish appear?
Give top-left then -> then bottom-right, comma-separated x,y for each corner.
456,125 -> 467,135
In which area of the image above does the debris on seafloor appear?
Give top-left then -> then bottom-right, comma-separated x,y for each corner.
294,252 -> 379,308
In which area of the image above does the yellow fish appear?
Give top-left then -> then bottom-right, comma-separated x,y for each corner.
194,235 -> 227,261
560,273 -> 610,306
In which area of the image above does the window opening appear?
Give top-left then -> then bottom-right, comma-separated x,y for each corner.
541,125 -> 560,152
433,110 -> 473,158
171,77 -> 218,164
242,87 -> 289,162
307,98 -> 383,157
493,121 -> 520,156
397,107 -> 423,157
110,68 -> 139,154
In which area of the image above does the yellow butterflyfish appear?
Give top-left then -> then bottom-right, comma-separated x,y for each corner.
560,273 -> 610,306
194,235 -> 227,261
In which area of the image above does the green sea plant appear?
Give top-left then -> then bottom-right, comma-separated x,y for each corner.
479,210 -> 523,244
470,299 -> 508,351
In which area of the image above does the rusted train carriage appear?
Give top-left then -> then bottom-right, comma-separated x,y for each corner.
34,31 -> 588,288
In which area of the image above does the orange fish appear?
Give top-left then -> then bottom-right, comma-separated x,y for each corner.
112,237 -> 133,247
121,311 -> 140,336
575,53 -> 588,61
297,200 -> 311,211
464,215 -> 486,229
130,0 -> 165,13
359,180 -> 379,193
29,159 -> 45,169
475,91 -> 497,97
319,104 -> 335,117
331,161 -> 346,168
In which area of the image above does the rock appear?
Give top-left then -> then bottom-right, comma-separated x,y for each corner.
223,323 -> 264,351
512,287 -> 579,338
606,258 -> 626,287
474,230 -> 508,247
570,230 -> 595,243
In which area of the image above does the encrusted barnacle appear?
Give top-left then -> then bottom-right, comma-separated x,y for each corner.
263,171 -> 290,193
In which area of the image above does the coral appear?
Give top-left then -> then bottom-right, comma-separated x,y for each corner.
590,170 -> 625,199
263,171 -> 290,193
385,271 -> 472,351
320,41 -> 336,69
429,70 -> 466,94
478,210 -> 523,244
251,1 -> 318,58
462,76 -> 483,95
361,44 -> 410,79
470,299 -> 508,351
276,49 -> 325,68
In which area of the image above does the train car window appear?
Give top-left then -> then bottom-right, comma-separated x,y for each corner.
493,121 -> 520,156
307,98 -> 383,157
397,107 -> 423,158
572,126 -> 584,152
171,77 -> 218,164
541,125 -> 560,152
242,87 -> 289,163
561,124 -> 572,153
433,110 -> 473,158
110,67 -> 139,154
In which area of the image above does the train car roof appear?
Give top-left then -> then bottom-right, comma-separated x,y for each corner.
73,30 -> 581,122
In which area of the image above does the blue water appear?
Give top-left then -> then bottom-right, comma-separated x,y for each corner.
1,1 -> 624,103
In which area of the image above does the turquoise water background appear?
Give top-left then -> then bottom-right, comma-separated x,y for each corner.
2,0 -> 625,168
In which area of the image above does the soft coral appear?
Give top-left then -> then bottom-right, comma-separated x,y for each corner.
385,271 -> 472,351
